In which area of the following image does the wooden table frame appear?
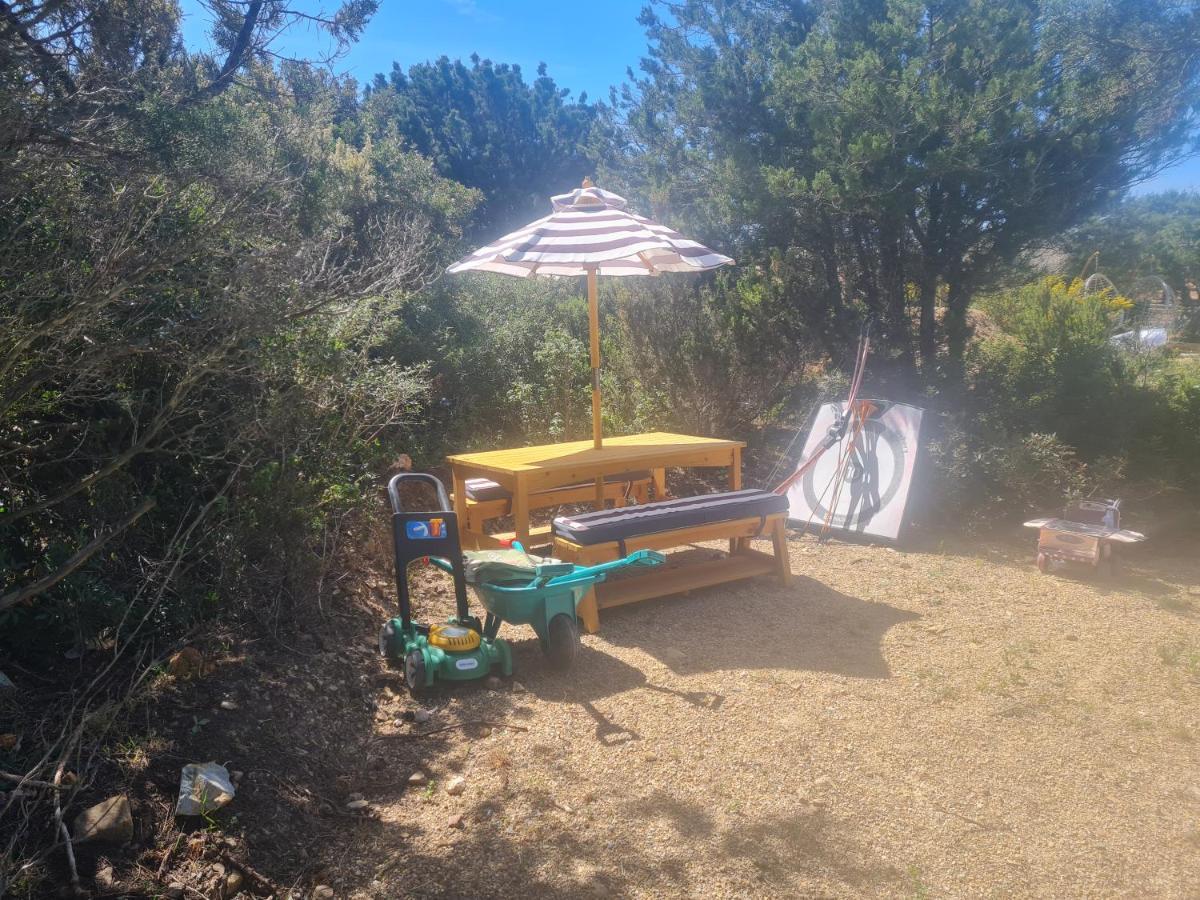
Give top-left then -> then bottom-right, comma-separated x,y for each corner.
446,432 -> 744,550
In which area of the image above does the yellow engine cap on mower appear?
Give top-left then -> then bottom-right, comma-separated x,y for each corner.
428,623 -> 481,652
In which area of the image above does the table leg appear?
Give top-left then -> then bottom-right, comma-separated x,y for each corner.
513,474 -> 531,548
651,467 -> 667,501
728,448 -> 743,553
451,468 -> 472,550
594,475 -> 606,511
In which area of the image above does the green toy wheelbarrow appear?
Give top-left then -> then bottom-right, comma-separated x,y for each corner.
430,545 -> 664,670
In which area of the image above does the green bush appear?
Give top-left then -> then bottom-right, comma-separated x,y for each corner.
929,276 -> 1200,527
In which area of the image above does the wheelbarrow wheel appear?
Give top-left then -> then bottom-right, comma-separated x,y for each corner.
545,614 -> 580,671
404,650 -> 427,698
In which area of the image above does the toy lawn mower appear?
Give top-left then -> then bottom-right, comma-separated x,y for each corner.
379,472 -> 512,695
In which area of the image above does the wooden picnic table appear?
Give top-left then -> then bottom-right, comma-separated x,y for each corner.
446,431 -> 744,549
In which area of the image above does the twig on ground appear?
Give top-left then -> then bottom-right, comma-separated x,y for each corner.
218,848 -> 282,897
0,771 -> 69,790
157,833 -> 182,879
52,761 -> 81,896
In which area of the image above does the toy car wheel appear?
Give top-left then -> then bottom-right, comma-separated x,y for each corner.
1036,552 -> 1049,574
404,650 -> 427,698
545,614 -> 580,671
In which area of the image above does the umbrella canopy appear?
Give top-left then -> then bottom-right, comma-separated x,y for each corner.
447,180 -> 733,447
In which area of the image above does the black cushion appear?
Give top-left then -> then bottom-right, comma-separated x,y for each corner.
553,489 -> 787,546
465,470 -> 652,503
464,477 -> 512,502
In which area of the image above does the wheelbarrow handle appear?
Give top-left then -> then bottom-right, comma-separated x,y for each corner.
544,550 -> 666,586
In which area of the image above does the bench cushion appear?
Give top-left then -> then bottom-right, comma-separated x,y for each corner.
465,470 -> 651,503
552,489 -> 787,546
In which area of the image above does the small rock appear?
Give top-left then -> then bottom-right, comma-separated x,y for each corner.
73,794 -> 133,844
220,699 -> 239,711
447,812 -> 464,829
345,799 -> 369,811
407,772 -> 428,786
165,883 -> 185,899
445,775 -> 466,796
222,870 -> 245,898
511,681 -> 527,693
414,708 -> 433,724
484,675 -> 503,690
95,863 -> 115,890
312,886 -> 335,900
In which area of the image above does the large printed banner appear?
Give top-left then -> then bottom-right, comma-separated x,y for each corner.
786,400 -> 924,541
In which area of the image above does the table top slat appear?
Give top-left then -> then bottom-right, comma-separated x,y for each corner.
446,431 -> 743,476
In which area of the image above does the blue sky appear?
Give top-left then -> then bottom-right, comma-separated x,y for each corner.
178,0 -> 1197,193
178,0 -> 651,103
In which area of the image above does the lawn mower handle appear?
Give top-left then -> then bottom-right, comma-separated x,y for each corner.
387,472 -> 453,516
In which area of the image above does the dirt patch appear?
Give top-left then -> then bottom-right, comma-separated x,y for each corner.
32,532 -> 1200,898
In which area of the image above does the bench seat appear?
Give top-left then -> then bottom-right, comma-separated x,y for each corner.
465,470 -> 651,503
458,470 -> 654,543
553,489 -> 787,546
551,489 -> 792,632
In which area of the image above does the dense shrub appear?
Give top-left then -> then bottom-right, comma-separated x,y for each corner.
928,277 -> 1200,527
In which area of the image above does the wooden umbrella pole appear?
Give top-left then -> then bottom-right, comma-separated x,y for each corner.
587,267 -> 602,449
587,266 -> 605,510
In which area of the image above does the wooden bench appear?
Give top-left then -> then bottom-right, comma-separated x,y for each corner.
550,490 -> 792,632
457,471 -> 653,548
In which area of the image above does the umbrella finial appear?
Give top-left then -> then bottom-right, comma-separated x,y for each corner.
582,176 -> 594,188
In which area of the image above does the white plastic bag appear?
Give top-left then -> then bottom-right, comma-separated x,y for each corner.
176,762 -> 235,816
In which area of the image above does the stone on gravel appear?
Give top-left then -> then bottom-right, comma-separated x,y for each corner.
512,681 -> 527,693
312,886 -> 335,899
445,775 -> 466,796
221,870 -> 244,898
407,772 -> 428,786
345,799 -> 369,810
219,699 -> 239,710
447,813 -> 465,829
414,708 -> 434,724
94,863 -> 115,890
165,883 -> 185,899
73,794 -> 133,844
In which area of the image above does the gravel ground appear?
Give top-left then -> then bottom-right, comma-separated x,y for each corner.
302,534 -> 1200,899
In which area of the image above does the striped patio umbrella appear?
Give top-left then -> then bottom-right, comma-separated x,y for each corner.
447,179 -> 733,448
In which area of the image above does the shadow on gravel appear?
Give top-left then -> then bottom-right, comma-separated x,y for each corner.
597,573 -> 919,680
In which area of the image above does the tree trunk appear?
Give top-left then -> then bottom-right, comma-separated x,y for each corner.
918,274 -> 937,372
945,279 -> 971,378
878,217 -> 912,367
